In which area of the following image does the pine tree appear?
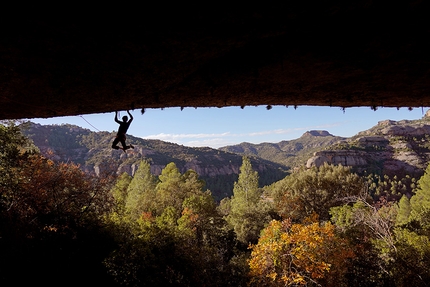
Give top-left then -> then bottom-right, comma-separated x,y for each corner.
111,172 -> 132,215
396,195 -> 411,226
410,163 -> 430,229
125,160 -> 158,220
155,162 -> 184,217
181,169 -> 205,195
233,156 -> 260,205
226,156 -> 271,244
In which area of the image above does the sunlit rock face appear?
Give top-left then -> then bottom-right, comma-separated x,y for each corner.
1,2 -> 429,120
306,116 -> 430,176
306,150 -> 369,169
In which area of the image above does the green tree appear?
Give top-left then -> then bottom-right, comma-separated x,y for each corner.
396,195 -> 411,226
154,162 -> 184,217
226,156 -> 271,244
386,163 -> 430,285
409,163 -> 430,229
182,169 -> 206,194
218,197 -> 231,217
110,172 -> 132,217
107,171 -> 133,244
232,156 -> 260,205
178,191 -> 218,241
390,227 -> 430,286
154,163 -> 208,221
272,163 -> 365,222
125,160 -> 158,220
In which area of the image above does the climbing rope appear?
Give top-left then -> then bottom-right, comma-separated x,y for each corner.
79,115 -> 101,132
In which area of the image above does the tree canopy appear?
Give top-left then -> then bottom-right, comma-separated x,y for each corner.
272,163 -> 365,221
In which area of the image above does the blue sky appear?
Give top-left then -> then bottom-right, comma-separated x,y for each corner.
29,106 -> 429,148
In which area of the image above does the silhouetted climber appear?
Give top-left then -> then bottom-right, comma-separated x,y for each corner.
112,110 -> 134,152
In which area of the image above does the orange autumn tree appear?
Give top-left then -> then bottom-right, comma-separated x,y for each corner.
248,215 -> 355,287
5,152 -> 115,236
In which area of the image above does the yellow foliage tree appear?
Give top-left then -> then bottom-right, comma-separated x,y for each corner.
248,216 -> 355,286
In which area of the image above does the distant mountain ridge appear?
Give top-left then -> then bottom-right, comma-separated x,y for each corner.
219,130 -> 345,168
219,113 -> 430,178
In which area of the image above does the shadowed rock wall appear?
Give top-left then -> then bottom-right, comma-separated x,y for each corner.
1,2 -> 429,119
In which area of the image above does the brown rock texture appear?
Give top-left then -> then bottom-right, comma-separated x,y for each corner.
1,2 -> 429,120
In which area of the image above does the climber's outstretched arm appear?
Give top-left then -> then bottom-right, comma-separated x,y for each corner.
114,111 -> 121,124
127,110 -> 133,123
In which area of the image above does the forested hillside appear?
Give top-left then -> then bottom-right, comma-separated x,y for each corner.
21,122 -> 288,200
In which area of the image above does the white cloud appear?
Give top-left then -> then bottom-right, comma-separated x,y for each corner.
185,138 -> 238,148
143,132 -> 231,141
247,128 -> 299,137
141,122 -> 343,148
244,123 -> 341,137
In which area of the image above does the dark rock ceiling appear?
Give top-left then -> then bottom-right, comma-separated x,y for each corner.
1,2 -> 429,120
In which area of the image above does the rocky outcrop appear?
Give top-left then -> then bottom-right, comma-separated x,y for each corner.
306,117 -> 430,176
98,159 -> 245,178
358,119 -> 430,137
306,150 -> 369,168
302,130 -> 333,137
356,136 -> 389,146
183,161 -> 240,177
380,124 -> 430,137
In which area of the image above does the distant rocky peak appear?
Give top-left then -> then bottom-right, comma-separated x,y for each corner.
302,130 -> 333,137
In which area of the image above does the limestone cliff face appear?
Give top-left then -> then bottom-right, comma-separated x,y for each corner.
307,150 -> 369,168
359,120 -> 430,137
85,146 -> 243,178
306,117 -> 430,176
